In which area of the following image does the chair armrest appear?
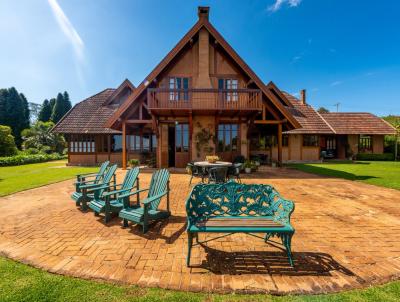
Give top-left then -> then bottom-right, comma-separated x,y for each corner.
77,172 -> 98,178
142,191 -> 168,206
80,182 -> 112,190
119,188 -> 149,200
103,187 -> 131,197
75,179 -> 97,186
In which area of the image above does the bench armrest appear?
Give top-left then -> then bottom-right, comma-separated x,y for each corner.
270,197 -> 295,225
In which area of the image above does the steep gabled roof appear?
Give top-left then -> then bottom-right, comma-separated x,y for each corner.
283,92 -> 335,134
321,113 -> 396,135
103,79 -> 135,106
106,16 -> 300,129
52,89 -> 120,134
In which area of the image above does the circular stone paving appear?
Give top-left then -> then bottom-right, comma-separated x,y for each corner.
0,168 -> 399,294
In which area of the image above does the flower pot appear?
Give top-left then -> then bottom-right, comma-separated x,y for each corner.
245,167 -> 251,174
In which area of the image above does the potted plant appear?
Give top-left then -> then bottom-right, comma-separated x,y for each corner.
250,160 -> 258,172
128,158 -> 140,168
244,160 -> 252,174
206,155 -> 219,163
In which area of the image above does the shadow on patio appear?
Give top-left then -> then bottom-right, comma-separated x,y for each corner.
193,245 -> 358,278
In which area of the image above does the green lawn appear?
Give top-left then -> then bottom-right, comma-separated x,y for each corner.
0,160 -> 98,197
288,161 -> 400,190
0,257 -> 399,302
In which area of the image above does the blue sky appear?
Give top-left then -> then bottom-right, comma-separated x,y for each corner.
0,0 -> 399,116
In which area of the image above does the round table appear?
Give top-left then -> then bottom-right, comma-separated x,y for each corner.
193,161 -> 232,168
193,161 -> 232,183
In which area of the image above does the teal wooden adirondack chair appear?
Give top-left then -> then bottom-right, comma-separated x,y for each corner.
89,167 -> 140,222
72,161 -> 109,198
73,164 -> 117,211
119,169 -> 170,233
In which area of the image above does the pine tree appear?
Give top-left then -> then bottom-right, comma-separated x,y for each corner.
63,91 -> 72,112
51,93 -> 66,123
51,92 -> 71,123
2,87 -> 26,147
38,99 -> 52,122
19,93 -> 30,130
0,89 -> 7,124
49,98 -> 56,110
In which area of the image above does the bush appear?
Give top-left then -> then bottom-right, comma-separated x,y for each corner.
128,158 -> 140,167
0,125 -> 18,156
0,153 -> 66,167
356,153 -> 394,161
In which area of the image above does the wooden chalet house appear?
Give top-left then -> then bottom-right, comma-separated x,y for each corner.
53,7 -> 396,168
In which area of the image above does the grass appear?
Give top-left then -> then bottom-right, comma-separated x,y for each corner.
0,257 -> 399,302
0,160 -> 98,197
288,161 -> 400,190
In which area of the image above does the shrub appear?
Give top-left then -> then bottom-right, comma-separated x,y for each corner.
0,125 -> 18,156
356,153 -> 394,161
0,153 -> 65,167
128,159 -> 140,167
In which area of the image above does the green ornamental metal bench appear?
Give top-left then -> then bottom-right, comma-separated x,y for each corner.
72,161 -> 109,197
185,181 -> 295,267
119,169 -> 170,233
72,164 -> 117,211
89,167 -> 140,222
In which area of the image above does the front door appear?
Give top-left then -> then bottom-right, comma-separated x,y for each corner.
168,126 -> 175,167
216,124 -> 240,162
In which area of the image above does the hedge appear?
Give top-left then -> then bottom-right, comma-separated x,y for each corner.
356,153 -> 394,161
0,153 -> 66,167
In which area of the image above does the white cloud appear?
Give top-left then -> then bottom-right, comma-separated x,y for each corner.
330,81 -> 342,87
47,0 -> 84,62
268,0 -> 302,12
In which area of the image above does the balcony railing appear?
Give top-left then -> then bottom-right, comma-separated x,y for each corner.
147,88 -> 262,111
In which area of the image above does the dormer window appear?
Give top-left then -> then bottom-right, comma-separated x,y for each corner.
218,78 -> 238,101
169,77 -> 189,101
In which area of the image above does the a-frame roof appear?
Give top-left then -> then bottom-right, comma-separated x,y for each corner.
103,78 -> 135,106
106,11 -> 300,129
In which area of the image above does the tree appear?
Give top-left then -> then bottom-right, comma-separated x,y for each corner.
0,87 -> 27,147
21,121 -> 66,154
49,98 -> 56,110
19,93 -> 30,130
317,107 -> 330,114
51,92 -> 72,123
38,99 -> 52,122
0,125 -> 18,156
29,102 -> 41,123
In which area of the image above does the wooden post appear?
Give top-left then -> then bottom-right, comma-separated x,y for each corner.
278,123 -> 282,167
122,120 -> 127,169
189,112 -> 193,162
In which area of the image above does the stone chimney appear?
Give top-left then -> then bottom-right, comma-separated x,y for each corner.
300,89 -> 306,104
198,6 -> 210,21
196,27 -> 212,88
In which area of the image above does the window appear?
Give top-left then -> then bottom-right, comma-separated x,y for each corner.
169,77 -> 189,101
359,135 -> 372,152
175,124 -> 189,152
282,135 -> 289,147
218,78 -> 238,101
142,134 -> 150,152
69,135 -> 95,153
151,134 -> 157,152
129,135 -> 141,152
96,136 -> 109,153
303,135 -> 319,147
217,124 -> 238,152
111,135 -> 123,152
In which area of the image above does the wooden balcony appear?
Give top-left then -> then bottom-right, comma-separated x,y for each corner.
147,88 -> 262,115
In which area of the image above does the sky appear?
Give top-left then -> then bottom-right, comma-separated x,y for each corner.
0,0 -> 399,116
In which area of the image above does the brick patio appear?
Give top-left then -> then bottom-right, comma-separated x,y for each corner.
0,167 -> 399,294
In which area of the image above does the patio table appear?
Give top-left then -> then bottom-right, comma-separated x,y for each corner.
193,161 -> 232,183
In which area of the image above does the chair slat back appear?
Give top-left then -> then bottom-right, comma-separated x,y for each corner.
148,169 -> 170,210
97,164 -> 117,196
94,161 -> 110,183
121,167 -> 139,190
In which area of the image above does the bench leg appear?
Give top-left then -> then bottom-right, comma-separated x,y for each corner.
282,234 -> 294,267
187,232 -> 193,267
264,233 -> 271,242
123,218 -> 129,228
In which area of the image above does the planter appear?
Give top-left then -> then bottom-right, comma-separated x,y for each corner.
245,167 -> 251,174
271,162 -> 277,168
